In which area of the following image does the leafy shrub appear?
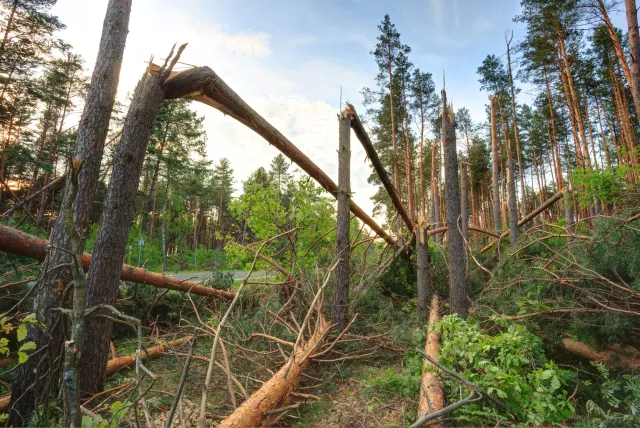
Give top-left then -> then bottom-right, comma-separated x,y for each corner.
437,315 -> 575,426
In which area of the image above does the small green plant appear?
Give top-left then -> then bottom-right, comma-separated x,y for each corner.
436,315 -> 575,426
81,400 -> 130,427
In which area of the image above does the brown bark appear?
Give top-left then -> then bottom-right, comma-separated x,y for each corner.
490,96 -> 501,233
418,295 -> 444,422
348,104 -> 412,231
9,1 -> 133,423
562,338 -> 640,370
460,162 -> 469,241
0,0 -> 17,59
217,316 -> 329,428
416,218 -> 430,321
0,224 -> 235,300
481,189 -> 566,253
332,110 -> 352,332
442,91 -> 468,317
155,66 -> 397,247
506,34 -> 527,213
625,0 -> 640,120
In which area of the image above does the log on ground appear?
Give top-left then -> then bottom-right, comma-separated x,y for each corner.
418,295 -> 445,425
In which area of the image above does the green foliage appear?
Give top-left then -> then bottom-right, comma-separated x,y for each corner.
81,400 -> 130,427
571,166 -> 640,207
437,315 -> 575,425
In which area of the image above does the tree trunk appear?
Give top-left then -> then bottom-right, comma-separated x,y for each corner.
416,219 -> 430,321
332,110 -> 351,332
8,1 -> 132,423
460,162 -> 469,242
625,0 -> 640,120
0,0 -> 17,60
417,295 -> 444,423
506,35 -> 526,214
490,96 -> 501,233
442,91 -> 468,317
79,47 -> 186,393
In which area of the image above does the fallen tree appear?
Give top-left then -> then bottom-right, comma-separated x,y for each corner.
216,315 -> 329,428
0,336 -> 191,412
481,190 -> 566,253
417,295 -> 445,425
562,338 -> 640,371
0,225 -> 235,300
150,64 -> 398,248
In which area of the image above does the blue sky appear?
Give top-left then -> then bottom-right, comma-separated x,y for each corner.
51,0 -> 628,224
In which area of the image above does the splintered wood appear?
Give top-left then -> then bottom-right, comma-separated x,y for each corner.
418,295 -> 445,426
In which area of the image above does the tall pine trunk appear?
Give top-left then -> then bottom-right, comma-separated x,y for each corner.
9,1 -> 132,423
490,96 -> 501,233
625,0 -> 640,120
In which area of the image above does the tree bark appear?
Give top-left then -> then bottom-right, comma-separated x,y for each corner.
79,47 -> 186,394
332,110 -> 352,332
442,91 -> 468,317
490,96 -> 501,233
415,219 -> 430,321
460,162 -> 469,243
625,0 -> 640,120
417,295 -> 444,423
506,34 -> 526,214
9,1 -> 132,423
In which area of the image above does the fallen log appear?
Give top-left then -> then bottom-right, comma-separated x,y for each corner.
216,315 -> 329,428
0,225 -> 235,300
0,336 -> 192,412
481,190 -> 565,253
562,338 -> 640,371
418,295 -> 445,425
348,103 -> 413,232
152,64 -> 398,248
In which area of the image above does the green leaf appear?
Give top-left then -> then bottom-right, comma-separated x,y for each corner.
18,341 -> 36,352
17,351 -> 28,364
16,324 -> 27,342
550,376 -> 561,391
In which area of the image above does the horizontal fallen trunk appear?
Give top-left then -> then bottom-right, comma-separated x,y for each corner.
481,190 -> 565,253
217,315 -> 329,428
0,225 -> 235,300
418,295 -> 445,425
0,336 -> 191,412
562,338 -> 640,370
152,64 -> 398,248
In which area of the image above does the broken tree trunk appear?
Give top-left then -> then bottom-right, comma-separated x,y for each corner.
154,65 -> 398,248
0,336 -> 191,413
216,315 -> 329,428
332,109 -> 352,332
481,189 -> 566,253
418,295 -> 444,424
0,224 -> 235,300
416,218 -> 430,321
442,91 -> 468,318
348,103 -> 413,231
490,96 -> 502,233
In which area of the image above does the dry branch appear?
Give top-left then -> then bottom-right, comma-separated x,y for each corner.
216,315 -> 329,428
0,225 -> 235,300
151,64 -> 398,248
418,295 -> 444,424
0,336 -> 191,412
1,174 -> 67,217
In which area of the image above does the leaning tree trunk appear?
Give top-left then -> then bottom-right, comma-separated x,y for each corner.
625,0 -> 640,120
78,47 -> 186,393
8,1 -> 132,424
331,109 -> 352,332
442,90 -> 468,318
490,96 -> 502,234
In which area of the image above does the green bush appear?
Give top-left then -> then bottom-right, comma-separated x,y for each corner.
437,315 -> 575,426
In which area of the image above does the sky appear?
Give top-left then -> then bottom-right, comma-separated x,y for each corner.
50,0 -> 628,225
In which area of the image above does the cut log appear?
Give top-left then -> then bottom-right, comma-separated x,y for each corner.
562,338 -> 640,371
418,295 -> 445,425
0,225 -> 235,300
481,190 -> 565,253
0,336 -> 191,412
216,315 -> 329,428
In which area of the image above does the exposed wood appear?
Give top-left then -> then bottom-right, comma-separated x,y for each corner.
562,338 -> 640,371
153,65 -> 398,248
0,224 -> 235,300
481,190 -> 566,253
418,295 -> 444,425
348,103 -> 413,231
0,336 -> 192,413
216,315 -> 329,428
